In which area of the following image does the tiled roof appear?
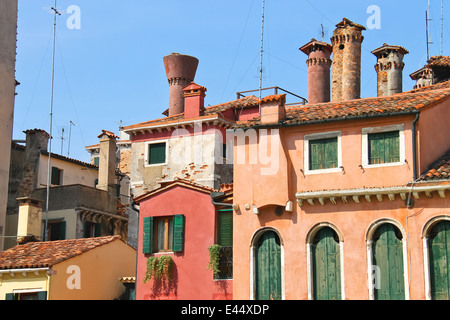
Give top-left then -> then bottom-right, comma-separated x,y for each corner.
123,95 -> 259,131
0,236 -> 121,270
428,55 -> 450,68
235,81 -> 450,128
419,149 -> 450,181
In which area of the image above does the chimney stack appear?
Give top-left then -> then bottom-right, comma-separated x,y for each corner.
163,53 -> 199,117
97,130 -> 118,195
260,94 -> 286,125
331,18 -> 366,101
183,82 -> 207,119
372,44 -> 408,96
300,38 -> 332,104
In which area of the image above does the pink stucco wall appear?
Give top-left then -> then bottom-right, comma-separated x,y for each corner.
136,185 -> 232,300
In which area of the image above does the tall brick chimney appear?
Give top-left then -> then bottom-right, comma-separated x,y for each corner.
163,53 -> 199,117
331,18 -> 366,101
97,130 -> 118,195
183,82 -> 206,119
300,38 -> 332,104
372,44 -> 409,96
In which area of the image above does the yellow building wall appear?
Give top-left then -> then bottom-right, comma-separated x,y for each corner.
49,239 -> 136,300
0,270 -> 49,299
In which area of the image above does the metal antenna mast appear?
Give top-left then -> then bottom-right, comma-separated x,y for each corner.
441,0 -> 444,55
258,0 -> 266,115
426,0 -> 433,60
67,120 -> 75,157
44,0 -> 61,241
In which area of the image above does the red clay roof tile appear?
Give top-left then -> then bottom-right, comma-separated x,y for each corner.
0,236 -> 121,270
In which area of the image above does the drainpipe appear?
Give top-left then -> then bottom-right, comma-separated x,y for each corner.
210,192 -> 235,208
130,200 -> 140,300
412,112 -> 420,180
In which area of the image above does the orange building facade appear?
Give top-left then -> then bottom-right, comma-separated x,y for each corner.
232,82 -> 450,300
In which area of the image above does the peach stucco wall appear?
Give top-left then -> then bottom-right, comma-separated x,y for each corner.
49,239 -> 136,300
136,185 -> 232,300
232,112 -> 450,300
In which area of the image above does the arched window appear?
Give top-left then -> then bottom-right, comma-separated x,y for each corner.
371,223 -> 405,300
311,227 -> 341,300
428,220 -> 450,300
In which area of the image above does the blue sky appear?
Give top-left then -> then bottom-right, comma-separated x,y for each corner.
14,0 -> 448,162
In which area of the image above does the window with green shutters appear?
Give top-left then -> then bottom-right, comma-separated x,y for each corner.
148,142 -> 166,165
368,131 -> 400,164
309,137 -> 338,170
142,214 -> 184,254
51,166 -> 62,185
216,209 -> 233,279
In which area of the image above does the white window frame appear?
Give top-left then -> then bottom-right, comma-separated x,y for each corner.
144,139 -> 168,167
361,124 -> 405,168
303,131 -> 342,175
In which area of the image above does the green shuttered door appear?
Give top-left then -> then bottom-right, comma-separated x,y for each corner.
312,227 -> 341,300
256,231 -> 282,300
429,221 -> 450,300
372,224 -> 405,300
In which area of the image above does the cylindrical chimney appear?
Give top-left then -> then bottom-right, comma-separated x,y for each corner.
372,44 -> 409,96
163,53 -> 199,116
300,39 -> 332,104
331,18 -> 366,101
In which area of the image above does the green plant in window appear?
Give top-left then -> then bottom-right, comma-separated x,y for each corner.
143,255 -> 174,283
207,244 -> 222,277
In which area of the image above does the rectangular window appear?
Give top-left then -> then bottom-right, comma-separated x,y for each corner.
155,217 -> 173,252
84,221 -> 102,238
309,137 -> 338,170
51,166 -> 63,185
216,209 -> 233,280
368,131 -> 400,164
93,156 -> 99,166
142,215 -> 185,254
47,220 -> 66,241
148,142 -> 166,165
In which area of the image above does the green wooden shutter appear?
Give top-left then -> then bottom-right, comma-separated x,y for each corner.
372,224 -> 405,300
309,137 -> 337,170
59,221 -> 66,240
94,223 -> 102,237
429,221 -> 450,300
149,143 -> 166,165
5,293 -> 16,300
51,166 -> 60,185
142,217 -> 154,254
94,157 -> 99,166
36,291 -> 47,300
256,231 -> 282,300
312,227 -> 341,300
368,131 -> 399,164
172,214 -> 185,252
218,209 -> 233,247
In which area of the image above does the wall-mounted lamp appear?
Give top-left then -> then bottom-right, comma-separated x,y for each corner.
252,205 -> 260,215
285,200 -> 293,212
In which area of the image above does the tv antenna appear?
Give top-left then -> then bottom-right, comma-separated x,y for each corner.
44,0 -> 61,241
67,120 -> 75,157
258,0 -> 266,115
426,0 -> 433,60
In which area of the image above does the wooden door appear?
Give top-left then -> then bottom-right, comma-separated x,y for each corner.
372,223 -> 405,300
255,231 -> 282,300
312,227 -> 341,300
429,221 -> 450,300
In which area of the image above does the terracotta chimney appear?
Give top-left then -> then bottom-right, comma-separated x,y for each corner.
183,82 -> 206,118
97,130 -> 118,195
260,94 -> 286,125
331,18 -> 366,101
163,53 -> 199,116
300,38 -> 332,104
372,44 -> 408,96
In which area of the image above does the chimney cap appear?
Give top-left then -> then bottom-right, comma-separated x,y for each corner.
97,130 -> 119,140
371,43 -> 409,56
183,82 -> 207,94
299,38 -> 332,55
335,18 -> 366,30
23,128 -> 51,138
